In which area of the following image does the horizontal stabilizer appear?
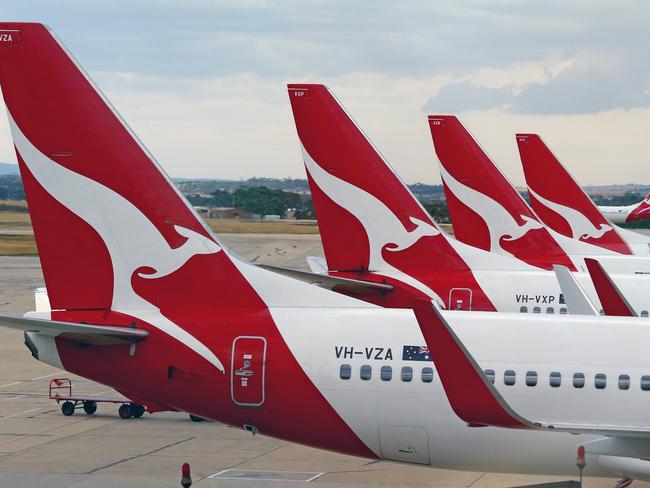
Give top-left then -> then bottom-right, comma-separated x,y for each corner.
552,265 -> 598,315
0,314 -> 149,346
258,264 -> 393,294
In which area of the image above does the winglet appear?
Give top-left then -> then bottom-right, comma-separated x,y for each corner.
411,300 -> 531,428
552,265 -> 599,315
584,259 -> 637,316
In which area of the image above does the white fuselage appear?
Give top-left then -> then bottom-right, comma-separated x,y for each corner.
276,307 -> 650,478
599,205 -> 638,225
425,236 -> 650,316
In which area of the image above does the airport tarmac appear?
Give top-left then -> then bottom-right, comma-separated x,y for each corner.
0,234 -> 645,488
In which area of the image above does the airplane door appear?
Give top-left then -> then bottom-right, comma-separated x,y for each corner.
379,425 -> 430,464
448,288 -> 472,311
231,336 -> 267,407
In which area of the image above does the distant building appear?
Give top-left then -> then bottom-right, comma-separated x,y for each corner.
207,207 -> 250,219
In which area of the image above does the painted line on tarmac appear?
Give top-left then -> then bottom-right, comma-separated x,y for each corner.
0,407 -> 41,420
85,436 -> 196,474
0,415 -> 101,447
0,382 -> 22,389
6,395 -> 25,401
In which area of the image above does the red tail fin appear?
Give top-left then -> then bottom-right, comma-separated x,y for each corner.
584,258 -> 636,316
287,85 -> 495,309
0,23 -> 271,370
516,134 -> 632,254
428,116 -> 575,271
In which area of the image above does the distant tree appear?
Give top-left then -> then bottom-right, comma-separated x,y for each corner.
233,186 -> 304,217
423,200 -> 450,223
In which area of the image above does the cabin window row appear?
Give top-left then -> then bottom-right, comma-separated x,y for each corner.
339,364 -> 434,383
519,306 -> 568,314
484,369 -> 650,391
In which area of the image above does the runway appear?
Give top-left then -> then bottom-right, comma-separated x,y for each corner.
0,235 -> 643,487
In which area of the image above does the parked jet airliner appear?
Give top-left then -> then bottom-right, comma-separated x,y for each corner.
2,23 -> 650,483
286,84 -> 650,315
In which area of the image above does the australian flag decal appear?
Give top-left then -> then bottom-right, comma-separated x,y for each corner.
402,345 -> 432,361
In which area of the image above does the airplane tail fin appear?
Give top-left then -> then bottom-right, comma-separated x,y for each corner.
428,116 -> 574,270
516,134 -> 631,254
0,23 -> 265,316
287,84 -> 448,272
287,85 -> 495,309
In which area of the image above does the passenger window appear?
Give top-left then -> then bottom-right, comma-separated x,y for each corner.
595,373 -> 607,389
421,367 -> 434,383
618,374 -> 630,390
340,364 -> 351,380
641,376 -> 650,391
504,370 -> 516,386
533,306 -> 541,314
549,371 -> 561,387
546,307 -> 554,314
519,306 -> 528,313
642,310 -> 649,318
525,371 -> 537,387
380,366 -> 392,381
573,373 -> 585,388
360,365 -> 372,380
484,369 -> 495,384
401,366 -> 413,382
559,307 -> 568,315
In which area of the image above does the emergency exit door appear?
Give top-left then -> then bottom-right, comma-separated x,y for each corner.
448,288 -> 472,311
231,336 -> 267,407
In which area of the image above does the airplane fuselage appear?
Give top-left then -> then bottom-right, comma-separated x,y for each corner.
29,305 -> 650,479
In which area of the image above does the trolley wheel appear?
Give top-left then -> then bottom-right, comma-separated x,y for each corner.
61,401 -> 75,416
118,403 -> 132,419
189,414 -> 205,422
131,404 -> 145,418
83,401 -> 97,415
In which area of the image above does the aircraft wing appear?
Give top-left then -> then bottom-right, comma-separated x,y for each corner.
257,264 -> 394,294
412,300 -> 650,438
0,314 -> 149,346
552,265 -> 598,315
584,258 -> 637,317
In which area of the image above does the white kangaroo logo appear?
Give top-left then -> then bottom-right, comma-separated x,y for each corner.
439,164 -> 544,254
301,144 -> 444,304
528,188 -> 612,240
8,112 -> 225,372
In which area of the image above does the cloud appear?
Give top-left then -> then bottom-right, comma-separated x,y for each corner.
0,1 -> 649,184
425,52 -> 650,114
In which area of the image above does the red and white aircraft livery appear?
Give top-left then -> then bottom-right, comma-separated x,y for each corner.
3,23 -> 650,482
599,195 -> 650,225
516,133 -> 650,255
287,85 -> 650,315
428,116 -> 650,275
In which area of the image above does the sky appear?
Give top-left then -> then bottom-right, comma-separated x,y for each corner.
0,1 -> 649,185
